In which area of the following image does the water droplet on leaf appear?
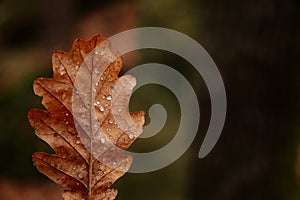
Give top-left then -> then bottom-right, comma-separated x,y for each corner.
100,137 -> 106,143
78,172 -> 84,179
99,106 -> 104,112
128,133 -> 134,139
106,95 -> 112,101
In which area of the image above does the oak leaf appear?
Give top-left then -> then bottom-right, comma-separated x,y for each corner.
28,35 -> 144,200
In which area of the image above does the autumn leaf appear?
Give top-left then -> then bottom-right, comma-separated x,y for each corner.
28,35 -> 145,200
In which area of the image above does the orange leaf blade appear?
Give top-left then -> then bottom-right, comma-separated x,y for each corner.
28,35 -> 144,200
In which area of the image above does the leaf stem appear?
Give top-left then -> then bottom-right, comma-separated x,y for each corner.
88,148 -> 93,200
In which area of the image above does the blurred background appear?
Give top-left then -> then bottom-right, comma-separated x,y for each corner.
0,0 -> 299,199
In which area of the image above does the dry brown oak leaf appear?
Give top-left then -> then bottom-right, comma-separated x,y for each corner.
28,35 -> 145,200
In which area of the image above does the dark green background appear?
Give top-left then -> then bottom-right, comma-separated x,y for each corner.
0,0 -> 299,199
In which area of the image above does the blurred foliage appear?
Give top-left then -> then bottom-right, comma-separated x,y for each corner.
0,0 -> 299,199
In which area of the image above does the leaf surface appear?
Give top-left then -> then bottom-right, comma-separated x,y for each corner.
28,35 -> 144,200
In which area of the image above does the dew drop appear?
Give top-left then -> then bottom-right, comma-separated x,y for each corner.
99,106 -> 104,112
108,119 -> 114,124
61,92 -> 67,100
102,95 -> 105,99
100,77 -> 104,81
106,95 -> 112,101
58,65 -> 65,75
65,113 -> 69,116
78,172 -> 84,179
100,137 -> 106,144
67,126 -> 73,133
128,133 -> 134,139
76,140 -> 81,144
106,175 -> 112,180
